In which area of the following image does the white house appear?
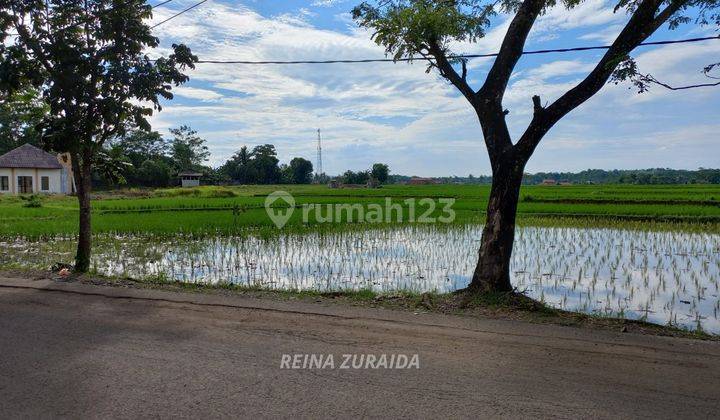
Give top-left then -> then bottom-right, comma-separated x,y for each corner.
0,144 -> 75,195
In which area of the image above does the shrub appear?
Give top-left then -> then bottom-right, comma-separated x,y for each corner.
164,188 -> 200,197
21,194 -> 42,208
208,189 -> 237,198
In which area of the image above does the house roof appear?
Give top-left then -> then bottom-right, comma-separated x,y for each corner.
0,144 -> 62,169
178,171 -> 203,177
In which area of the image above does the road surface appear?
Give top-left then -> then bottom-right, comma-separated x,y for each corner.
0,276 -> 718,419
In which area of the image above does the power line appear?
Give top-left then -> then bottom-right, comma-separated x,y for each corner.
189,35 -> 720,64
6,1 -> 719,89
151,0 -> 209,29
152,0 -> 176,7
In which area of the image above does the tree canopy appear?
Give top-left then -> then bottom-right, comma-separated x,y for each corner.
170,125 -> 210,171
0,0 -> 196,271
0,88 -> 46,154
0,0 -> 197,156
353,0 -> 719,105
220,145 -> 315,185
372,163 -> 390,183
287,157 -> 314,184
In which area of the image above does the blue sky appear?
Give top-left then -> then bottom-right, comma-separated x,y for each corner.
147,0 -> 720,176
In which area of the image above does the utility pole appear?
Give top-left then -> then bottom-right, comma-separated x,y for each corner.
316,129 -> 323,179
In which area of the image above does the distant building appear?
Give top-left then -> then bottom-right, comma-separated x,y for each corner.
327,179 -> 380,189
0,144 -> 74,195
179,171 -> 203,188
407,177 -> 438,185
540,179 -> 558,186
559,181 -> 573,186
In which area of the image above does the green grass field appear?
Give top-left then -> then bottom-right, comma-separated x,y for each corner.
1,184 -> 719,238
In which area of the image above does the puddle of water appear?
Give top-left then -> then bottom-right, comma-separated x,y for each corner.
2,225 -> 719,333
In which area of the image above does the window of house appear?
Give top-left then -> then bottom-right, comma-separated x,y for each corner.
0,176 -> 8,191
41,176 -> 50,191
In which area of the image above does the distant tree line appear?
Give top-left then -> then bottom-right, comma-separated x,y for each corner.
94,125 -> 216,189
218,145 -> 314,185
389,169 -> 720,185
388,174 -> 492,184
98,130 -> 319,188
340,163 -> 390,185
219,152 -> 391,186
522,169 -> 720,185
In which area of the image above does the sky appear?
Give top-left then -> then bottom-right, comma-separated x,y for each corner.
146,0 -> 720,177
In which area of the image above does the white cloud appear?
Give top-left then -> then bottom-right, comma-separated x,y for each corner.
311,0 -> 346,7
527,60 -> 596,80
578,24 -> 625,43
532,0 -> 621,34
145,0 -> 719,175
147,1 -> 467,170
528,124 -> 720,172
173,87 -> 224,101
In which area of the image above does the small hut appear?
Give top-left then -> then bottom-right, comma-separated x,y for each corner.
178,171 -> 202,188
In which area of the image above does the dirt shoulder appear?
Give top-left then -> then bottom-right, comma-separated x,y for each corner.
1,268 -> 714,341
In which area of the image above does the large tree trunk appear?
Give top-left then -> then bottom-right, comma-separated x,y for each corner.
468,159 -> 525,293
73,155 -> 93,272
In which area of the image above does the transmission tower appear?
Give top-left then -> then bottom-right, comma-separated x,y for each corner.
316,129 -> 323,178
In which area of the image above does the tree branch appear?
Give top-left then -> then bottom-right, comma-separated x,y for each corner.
9,8 -> 54,73
650,0 -> 687,33
644,74 -> 720,90
515,0 -> 687,158
426,40 -> 478,104
532,95 -> 542,114
472,0 -> 546,164
478,0 -> 545,103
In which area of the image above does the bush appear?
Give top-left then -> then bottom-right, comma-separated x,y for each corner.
160,188 -> 201,197
208,188 -> 237,198
21,194 -> 42,208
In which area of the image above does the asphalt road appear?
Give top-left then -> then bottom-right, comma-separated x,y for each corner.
1,277 -> 719,419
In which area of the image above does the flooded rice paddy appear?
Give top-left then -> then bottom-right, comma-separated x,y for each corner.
2,224 -> 719,333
